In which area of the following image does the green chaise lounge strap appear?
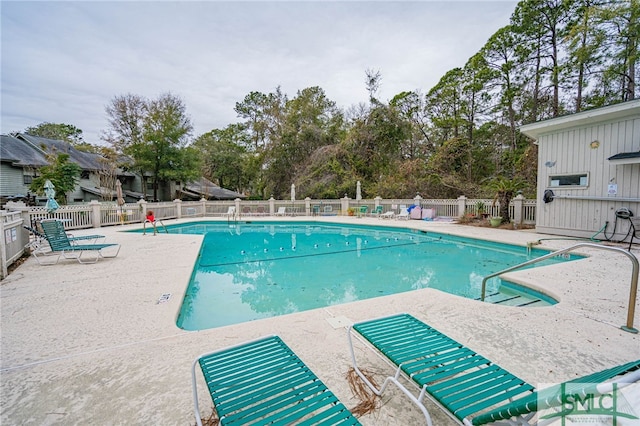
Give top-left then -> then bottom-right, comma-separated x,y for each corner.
39,220 -> 120,264
348,313 -> 640,426
192,335 -> 361,426
347,313 -> 534,426
471,358 -> 640,425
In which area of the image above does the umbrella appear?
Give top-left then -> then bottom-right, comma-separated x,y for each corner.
116,180 -> 125,224
116,179 -> 125,206
291,184 -> 296,201
356,181 -> 362,201
44,180 -> 59,214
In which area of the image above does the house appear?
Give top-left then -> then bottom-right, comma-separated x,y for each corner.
0,134 -> 48,205
180,177 -> 245,200
1,133 -> 244,206
520,100 -> 640,242
0,134 -> 145,206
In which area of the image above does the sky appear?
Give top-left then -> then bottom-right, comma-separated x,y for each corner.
1,1 -> 517,145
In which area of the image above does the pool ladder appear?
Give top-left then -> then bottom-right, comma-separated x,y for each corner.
142,219 -> 169,236
480,243 -> 639,334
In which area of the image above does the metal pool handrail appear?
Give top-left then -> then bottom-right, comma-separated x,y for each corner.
480,243 -> 639,334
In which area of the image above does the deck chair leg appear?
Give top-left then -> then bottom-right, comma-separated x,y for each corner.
64,250 -> 100,264
32,250 -> 61,266
347,325 -> 434,426
100,245 -> 121,259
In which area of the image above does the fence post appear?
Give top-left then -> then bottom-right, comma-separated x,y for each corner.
341,195 -> 350,216
513,194 -> 524,226
305,197 -> 311,216
0,215 -> 7,279
174,199 -> 182,219
374,196 -> 382,209
200,198 -> 206,217
457,195 -> 467,218
269,197 -> 275,215
414,194 -> 423,207
89,200 -> 102,228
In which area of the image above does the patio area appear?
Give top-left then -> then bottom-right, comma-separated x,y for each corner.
1,217 -> 638,425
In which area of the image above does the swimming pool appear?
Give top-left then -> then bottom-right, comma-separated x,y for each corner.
162,222 -> 579,331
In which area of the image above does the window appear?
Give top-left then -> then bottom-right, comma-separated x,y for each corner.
23,175 -> 33,184
80,171 -> 90,179
549,173 -> 588,187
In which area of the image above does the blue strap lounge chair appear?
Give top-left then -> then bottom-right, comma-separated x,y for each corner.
347,313 -> 640,426
39,220 -> 120,264
192,335 -> 361,426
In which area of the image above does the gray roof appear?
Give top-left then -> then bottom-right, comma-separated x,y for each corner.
184,178 -> 245,200
17,134 -> 105,170
0,134 -> 49,167
80,185 -> 116,197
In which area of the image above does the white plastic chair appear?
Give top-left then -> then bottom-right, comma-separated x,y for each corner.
223,206 -> 236,219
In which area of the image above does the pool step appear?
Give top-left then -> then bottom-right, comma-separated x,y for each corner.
477,291 -> 550,307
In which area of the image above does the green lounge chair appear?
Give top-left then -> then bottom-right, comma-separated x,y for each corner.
471,359 -> 640,425
348,313 -> 640,426
25,224 -> 105,245
39,220 -> 120,264
192,335 -> 361,426
370,205 -> 384,217
348,314 -> 535,426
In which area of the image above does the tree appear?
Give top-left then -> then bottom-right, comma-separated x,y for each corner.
103,94 -> 146,152
262,86 -> 344,198
365,68 -> 382,104
486,176 -> 526,223
95,146 -> 124,201
564,0 -> 607,111
482,26 -> 527,150
234,91 -> 271,151
346,103 -> 409,182
193,124 -> 251,193
598,0 -> 639,102
142,94 -> 197,200
389,91 -> 431,159
425,68 -> 466,142
512,0 -> 572,117
24,122 -> 85,145
29,153 -> 81,203
234,87 -> 288,152
104,93 -> 200,200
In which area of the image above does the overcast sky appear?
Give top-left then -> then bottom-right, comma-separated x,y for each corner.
1,1 -> 517,145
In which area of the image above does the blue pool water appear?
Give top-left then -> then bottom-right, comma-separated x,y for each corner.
161,222 -> 578,330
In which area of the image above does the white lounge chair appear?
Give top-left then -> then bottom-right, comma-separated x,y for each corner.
380,210 -> 395,219
275,206 -> 287,216
396,206 -> 410,220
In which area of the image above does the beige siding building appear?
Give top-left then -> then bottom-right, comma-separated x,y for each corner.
520,100 -> 640,242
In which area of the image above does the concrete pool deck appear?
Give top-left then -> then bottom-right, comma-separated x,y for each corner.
1,217 -> 638,425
